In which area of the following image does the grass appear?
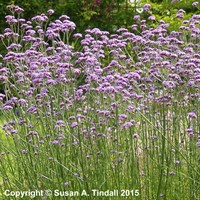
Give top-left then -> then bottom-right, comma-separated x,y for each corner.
0,95 -> 199,199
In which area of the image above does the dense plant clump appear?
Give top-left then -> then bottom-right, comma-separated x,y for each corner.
0,4 -> 200,200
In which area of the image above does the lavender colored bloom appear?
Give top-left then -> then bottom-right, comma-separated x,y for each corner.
117,28 -> 128,33
32,15 -> 47,22
47,9 -> 54,15
169,171 -> 175,176
148,16 -> 156,21
175,160 -> 181,164
133,15 -> 140,20
171,0 -> 179,3
126,105 -> 134,112
18,99 -> 28,105
192,2 -> 198,7
18,119 -> 25,125
59,15 -> 70,20
197,140 -> 200,148
176,13 -> 184,19
133,134 -> 139,138
0,93 -> 5,101
119,114 -> 128,120
73,33 -> 82,38
143,4 -> 151,11
71,122 -> 78,128
26,131 -> 38,136
3,105 -> 13,110
123,121 -> 134,128
163,81 -> 176,89
10,129 -> 18,134
55,120 -> 65,129
27,105 -> 37,114
176,9 -> 185,19
41,87 -> 48,94
151,136 -> 157,139
188,111 -> 197,118
14,6 -> 24,13
186,128 -> 194,136
51,140 -> 59,145
21,150 -> 28,154
178,9 -> 186,14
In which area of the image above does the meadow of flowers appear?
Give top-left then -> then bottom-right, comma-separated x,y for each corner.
0,4 -> 200,200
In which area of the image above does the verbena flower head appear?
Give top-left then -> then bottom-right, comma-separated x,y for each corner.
188,111 -> 197,118
47,9 -> 54,15
143,4 -> 151,11
148,16 -> 156,21
197,140 -> 200,148
133,15 -> 140,20
133,134 -> 139,138
71,122 -> 78,128
192,1 -> 199,7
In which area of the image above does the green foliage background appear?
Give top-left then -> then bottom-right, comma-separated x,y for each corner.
0,0 -> 199,34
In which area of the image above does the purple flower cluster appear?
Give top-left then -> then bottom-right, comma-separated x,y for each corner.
143,4 -> 151,11
0,5 -> 200,175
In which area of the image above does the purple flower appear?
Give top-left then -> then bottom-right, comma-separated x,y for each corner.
176,13 -> 184,19
123,121 -> 134,128
143,4 -> 151,11
10,129 -> 18,134
192,2 -> 198,7
119,114 -> 128,120
21,150 -> 28,154
163,81 -> 176,89
73,33 -> 82,38
0,93 -> 5,101
41,87 -> 48,94
14,6 -> 24,13
197,140 -> 200,148
148,16 -> 156,21
47,9 -> 54,15
55,120 -> 66,129
169,171 -> 175,176
27,105 -> 37,114
59,15 -> 70,20
186,128 -> 194,136
151,136 -> 157,139
175,160 -> 181,164
133,15 -> 140,20
71,122 -> 78,128
188,111 -> 197,119
3,105 -> 13,110
133,134 -> 139,138
176,9 -> 185,19
26,131 -> 38,136
17,97 -> 26,107
32,15 -> 48,23
51,140 -> 59,145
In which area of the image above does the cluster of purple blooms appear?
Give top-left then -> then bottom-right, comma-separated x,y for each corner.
0,4 -> 200,156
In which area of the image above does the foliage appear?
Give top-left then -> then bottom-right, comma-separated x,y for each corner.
139,0 -> 200,31
0,0 -> 199,34
0,0 -> 132,33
